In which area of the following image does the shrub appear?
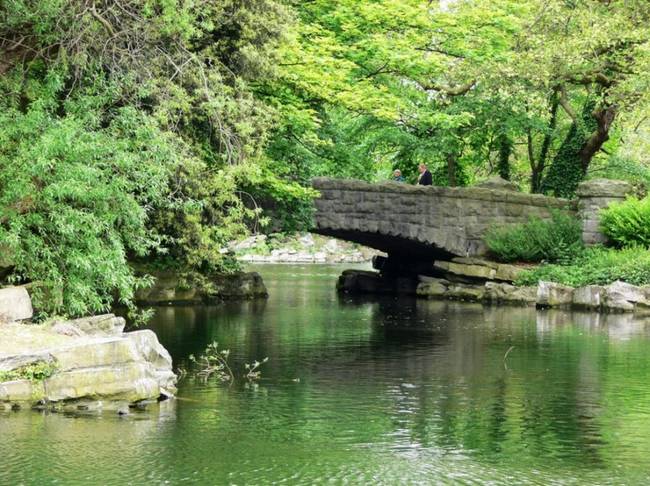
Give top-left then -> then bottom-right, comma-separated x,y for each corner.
484,210 -> 583,263
600,196 -> 650,248
516,246 -> 650,287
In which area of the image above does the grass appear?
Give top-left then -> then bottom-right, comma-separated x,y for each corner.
516,246 -> 650,287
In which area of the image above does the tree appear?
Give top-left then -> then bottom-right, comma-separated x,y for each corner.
0,0 -> 290,316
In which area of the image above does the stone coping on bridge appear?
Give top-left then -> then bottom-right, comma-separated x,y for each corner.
312,177 -> 578,258
312,177 -> 576,209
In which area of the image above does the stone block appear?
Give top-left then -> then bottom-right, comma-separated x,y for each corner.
537,281 -> 574,307
434,260 -> 496,280
0,286 -> 33,323
572,285 -> 604,309
446,283 -> 485,301
484,282 -> 536,305
51,314 -> 125,338
576,179 -> 632,198
494,263 -> 526,282
416,280 -> 448,298
603,281 -> 648,312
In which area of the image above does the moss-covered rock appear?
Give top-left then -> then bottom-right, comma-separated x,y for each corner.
134,269 -> 267,305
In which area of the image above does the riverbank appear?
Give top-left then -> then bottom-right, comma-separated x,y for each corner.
231,233 -> 381,264
338,255 -> 650,314
0,287 -> 176,413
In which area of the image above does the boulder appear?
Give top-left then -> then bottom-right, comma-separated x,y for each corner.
537,281 -> 574,307
603,280 -> 647,312
434,258 -> 526,283
0,327 -> 177,409
484,282 -> 536,305
135,269 -> 267,304
51,314 -> 125,338
446,283 -> 485,301
416,279 -> 448,298
494,263 -> 527,282
0,286 -> 33,323
572,285 -> 605,310
434,260 -> 496,280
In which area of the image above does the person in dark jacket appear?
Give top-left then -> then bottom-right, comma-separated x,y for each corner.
417,163 -> 432,186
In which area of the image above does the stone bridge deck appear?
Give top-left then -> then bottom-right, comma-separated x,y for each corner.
312,178 -> 577,259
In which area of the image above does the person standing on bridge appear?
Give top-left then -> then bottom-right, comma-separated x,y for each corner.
392,169 -> 405,182
417,163 -> 432,186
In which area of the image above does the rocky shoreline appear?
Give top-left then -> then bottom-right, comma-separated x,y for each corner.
338,256 -> 650,315
134,269 -> 268,305
0,286 -> 176,414
232,233 -> 381,264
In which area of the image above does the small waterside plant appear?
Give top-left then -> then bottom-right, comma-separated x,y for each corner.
485,210 -> 583,263
0,361 -> 58,383
600,196 -> 650,248
515,245 -> 650,287
185,342 -> 268,384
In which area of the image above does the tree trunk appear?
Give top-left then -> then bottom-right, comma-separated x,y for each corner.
497,133 -> 512,181
532,94 -> 560,193
541,100 -> 608,198
446,153 -> 457,187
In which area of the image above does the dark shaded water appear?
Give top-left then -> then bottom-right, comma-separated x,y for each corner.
3,264 -> 650,484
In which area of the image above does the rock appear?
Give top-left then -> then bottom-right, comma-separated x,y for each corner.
324,239 -> 339,253
337,270 -> 417,295
573,285 -> 604,310
0,327 -> 177,408
416,279 -> 448,298
435,258 -> 526,283
474,176 -> 519,192
232,234 -> 266,251
51,314 -> 125,337
446,283 -> 485,301
435,260 -> 496,280
576,179 -> 633,198
604,281 -> 647,312
135,269 -> 267,304
494,263 -> 527,282
0,286 -> 33,323
299,233 -> 315,247
537,281 -> 574,307
484,282 -> 537,305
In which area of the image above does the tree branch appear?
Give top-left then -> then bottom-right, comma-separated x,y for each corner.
558,85 -> 577,122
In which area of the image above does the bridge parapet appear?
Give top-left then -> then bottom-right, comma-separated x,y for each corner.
312,178 -> 577,258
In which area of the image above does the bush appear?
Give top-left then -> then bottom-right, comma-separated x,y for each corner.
516,246 -> 650,287
484,211 -> 583,263
600,196 -> 650,248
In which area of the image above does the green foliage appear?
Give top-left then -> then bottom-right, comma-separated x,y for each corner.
600,197 -> 650,248
0,0 -> 290,317
541,101 -> 599,198
0,361 -> 58,383
485,211 -> 583,263
0,103 -> 175,317
516,246 -> 650,287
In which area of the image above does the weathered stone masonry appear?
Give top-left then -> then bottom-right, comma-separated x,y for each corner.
312,177 -> 633,259
312,177 -> 577,259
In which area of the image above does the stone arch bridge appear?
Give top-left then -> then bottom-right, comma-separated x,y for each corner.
311,177 -> 628,261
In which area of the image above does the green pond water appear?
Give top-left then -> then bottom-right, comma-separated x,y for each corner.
3,264 -> 650,485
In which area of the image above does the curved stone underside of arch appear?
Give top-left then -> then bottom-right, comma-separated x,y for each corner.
312,178 -> 576,260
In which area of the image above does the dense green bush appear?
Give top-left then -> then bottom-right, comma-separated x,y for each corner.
0,104 -> 177,318
600,196 -> 650,248
484,211 -> 583,263
516,246 -> 650,287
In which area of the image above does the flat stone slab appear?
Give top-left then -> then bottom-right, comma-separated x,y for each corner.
434,258 -> 527,283
0,286 -> 33,323
0,324 -> 176,409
